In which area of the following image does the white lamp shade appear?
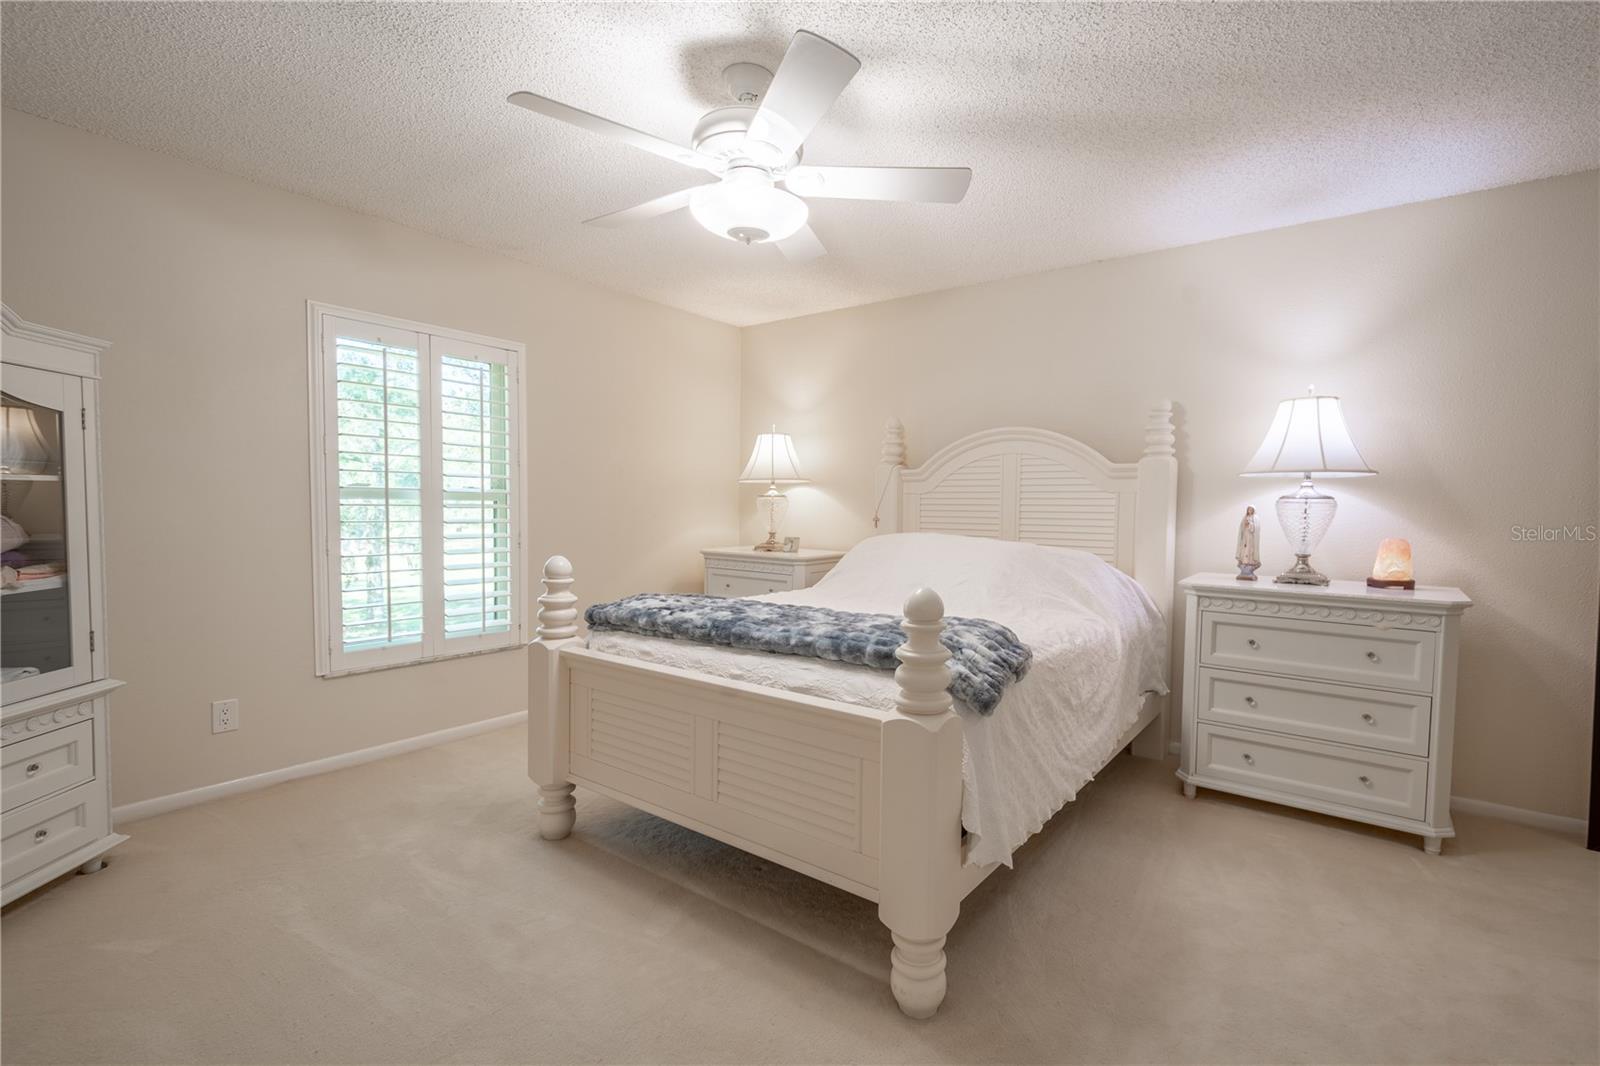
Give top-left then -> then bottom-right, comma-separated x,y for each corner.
738,431 -> 807,485
1241,394 -> 1376,478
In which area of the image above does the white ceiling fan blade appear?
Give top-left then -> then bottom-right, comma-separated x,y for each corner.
746,31 -> 861,158
784,165 -> 972,203
582,187 -> 699,228
508,92 -> 718,172
775,224 -> 827,263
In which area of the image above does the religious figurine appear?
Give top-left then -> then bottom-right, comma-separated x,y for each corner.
1235,505 -> 1261,580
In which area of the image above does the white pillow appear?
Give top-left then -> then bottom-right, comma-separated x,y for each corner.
814,532 -> 1161,628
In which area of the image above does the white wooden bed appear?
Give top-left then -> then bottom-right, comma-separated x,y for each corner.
528,405 -> 1177,1018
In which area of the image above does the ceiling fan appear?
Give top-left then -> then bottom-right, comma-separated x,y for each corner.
508,29 -> 972,262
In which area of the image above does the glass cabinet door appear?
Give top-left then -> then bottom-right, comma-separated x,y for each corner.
1,363 -> 93,704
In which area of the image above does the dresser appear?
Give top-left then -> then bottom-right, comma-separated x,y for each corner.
1177,573 -> 1471,853
2,306 -> 125,904
701,546 -> 844,598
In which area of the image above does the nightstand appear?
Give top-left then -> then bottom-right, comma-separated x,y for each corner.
701,546 -> 845,598
1176,573 -> 1471,853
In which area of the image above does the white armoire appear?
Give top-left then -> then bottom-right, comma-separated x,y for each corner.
1,305 -> 125,904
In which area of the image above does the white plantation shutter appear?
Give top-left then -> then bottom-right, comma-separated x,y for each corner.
312,309 -> 523,676
331,325 -> 426,662
436,340 -> 516,650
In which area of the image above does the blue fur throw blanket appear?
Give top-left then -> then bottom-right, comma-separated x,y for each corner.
584,593 -> 1031,715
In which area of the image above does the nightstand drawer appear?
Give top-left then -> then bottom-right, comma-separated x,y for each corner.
1195,724 -> 1428,821
1198,611 -> 1437,693
1197,668 -> 1431,756
706,569 -> 793,598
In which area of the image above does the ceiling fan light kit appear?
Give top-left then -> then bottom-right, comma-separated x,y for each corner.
507,29 -> 972,261
691,166 -> 809,244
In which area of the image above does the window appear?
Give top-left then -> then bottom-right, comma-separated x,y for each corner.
308,304 -> 524,676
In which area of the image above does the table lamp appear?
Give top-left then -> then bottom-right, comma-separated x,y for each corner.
1240,389 -> 1375,586
739,426 -> 807,552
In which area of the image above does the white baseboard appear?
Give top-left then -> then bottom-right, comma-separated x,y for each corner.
1449,794 -> 1587,837
112,711 -> 527,824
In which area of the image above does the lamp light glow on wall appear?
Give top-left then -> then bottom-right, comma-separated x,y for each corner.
1240,388 -> 1375,586
738,426 -> 808,552
690,166 -> 808,245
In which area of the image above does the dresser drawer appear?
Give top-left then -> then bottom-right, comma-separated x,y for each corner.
1195,723 -> 1428,821
1,718 -> 94,813
1196,668 -> 1431,756
705,568 -> 794,598
1198,611 -> 1437,693
1,780 -> 108,885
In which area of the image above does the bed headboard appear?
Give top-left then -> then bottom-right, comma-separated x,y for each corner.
874,404 -> 1178,621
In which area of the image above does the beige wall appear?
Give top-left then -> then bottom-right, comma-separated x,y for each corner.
742,171 -> 1599,820
5,107 -> 1594,823
2,111 -> 742,806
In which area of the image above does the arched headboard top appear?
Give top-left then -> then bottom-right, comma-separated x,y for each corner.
874,405 -> 1178,621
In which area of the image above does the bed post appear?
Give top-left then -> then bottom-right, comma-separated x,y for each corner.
873,417 -> 906,533
878,587 -> 964,1019
1133,401 -> 1178,758
529,555 -> 578,840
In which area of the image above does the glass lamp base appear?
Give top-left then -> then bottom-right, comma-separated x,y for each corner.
753,489 -> 788,552
1272,479 -> 1336,586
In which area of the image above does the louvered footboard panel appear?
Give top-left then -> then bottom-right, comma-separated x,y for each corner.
564,651 -> 884,897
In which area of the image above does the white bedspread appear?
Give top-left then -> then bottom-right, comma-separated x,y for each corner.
585,533 -> 1169,867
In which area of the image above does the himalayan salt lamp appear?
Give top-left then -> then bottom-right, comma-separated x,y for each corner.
1367,538 -> 1415,590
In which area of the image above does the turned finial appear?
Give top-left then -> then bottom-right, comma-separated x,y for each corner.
881,417 -> 907,467
895,587 -> 952,716
536,555 -> 577,641
1144,400 -> 1176,457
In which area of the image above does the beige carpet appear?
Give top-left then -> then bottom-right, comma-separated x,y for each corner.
2,723 -> 1595,1065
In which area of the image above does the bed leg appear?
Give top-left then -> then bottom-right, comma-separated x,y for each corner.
1130,695 -> 1167,759
890,933 -> 949,1019
879,588 -> 965,1020
530,556 -> 580,841
538,784 -> 576,840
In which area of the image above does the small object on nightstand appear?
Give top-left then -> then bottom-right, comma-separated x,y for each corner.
1176,574 -> 1471,854
1235,506 -> 1261,580
782,536 -> 800,553
1367,538 -> 1416,589
702,545 -> 844,598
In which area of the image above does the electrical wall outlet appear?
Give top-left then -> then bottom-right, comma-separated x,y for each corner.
211,698 -> 239,734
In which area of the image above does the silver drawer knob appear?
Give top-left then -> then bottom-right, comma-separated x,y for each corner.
1358,775 -> 1373,787
1246,638 -> 1259,649
25,762 -> 41,776
1361,713 -> 1376,724
1241,753 -> 1255,765
1366,651 -> 1379,662
33,828 -> 48,842
1244,696 -> 1257,707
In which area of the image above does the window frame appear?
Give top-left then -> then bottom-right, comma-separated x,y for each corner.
306,301 -> 528,678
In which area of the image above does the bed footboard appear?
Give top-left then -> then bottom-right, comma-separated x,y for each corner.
527,557 -> 967,1018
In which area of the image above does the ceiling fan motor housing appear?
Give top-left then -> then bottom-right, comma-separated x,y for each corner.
692,105 -> 799,172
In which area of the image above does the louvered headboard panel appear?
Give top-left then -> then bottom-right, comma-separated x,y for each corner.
876,407 -> 1178,619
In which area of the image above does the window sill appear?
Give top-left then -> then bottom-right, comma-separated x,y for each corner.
318,639 -> 523,679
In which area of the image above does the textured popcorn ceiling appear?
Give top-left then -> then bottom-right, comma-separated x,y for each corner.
3,2 -> 1596,326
